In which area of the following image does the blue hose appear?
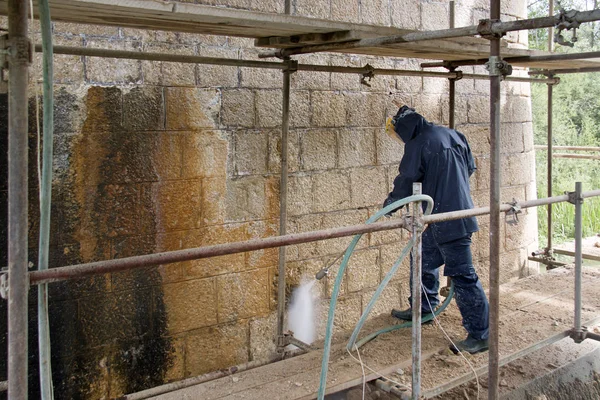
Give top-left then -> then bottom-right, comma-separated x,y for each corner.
316,195 -> 435,400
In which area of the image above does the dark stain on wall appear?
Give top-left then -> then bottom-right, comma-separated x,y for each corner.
0,86 -> 173,398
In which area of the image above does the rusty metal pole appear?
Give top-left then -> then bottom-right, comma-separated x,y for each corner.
488,0 -> 502,398
573,182 -> 584,336
448,70 -> 457,130
548,0 -> 555,52
411,183 -> 423,400
7,0 -> 30,398
276,57 -> 293,348
546,77 -> 554,255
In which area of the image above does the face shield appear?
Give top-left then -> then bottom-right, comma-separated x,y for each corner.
386,116 -> 403,145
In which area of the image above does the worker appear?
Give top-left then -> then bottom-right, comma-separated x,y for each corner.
383,105 -> 489,354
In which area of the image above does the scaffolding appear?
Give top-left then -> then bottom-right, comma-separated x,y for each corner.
3,0 -> 600,399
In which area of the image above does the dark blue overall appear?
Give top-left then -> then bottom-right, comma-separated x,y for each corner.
384,107 -> 489,340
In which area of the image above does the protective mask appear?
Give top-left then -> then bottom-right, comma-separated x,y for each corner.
386,117 -> 403,145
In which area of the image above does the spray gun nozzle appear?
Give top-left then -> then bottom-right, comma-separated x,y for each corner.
315,268 -> 329,281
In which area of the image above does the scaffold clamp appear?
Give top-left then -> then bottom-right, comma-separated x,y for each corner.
505,198 -> 522,225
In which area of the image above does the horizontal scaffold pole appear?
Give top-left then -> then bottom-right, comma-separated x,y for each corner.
27,190 -> 600,286
257,9 -> 600,58
40,45 -> 556,83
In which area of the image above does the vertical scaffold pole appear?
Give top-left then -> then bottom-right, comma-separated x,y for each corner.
276,58 -> 293,347
488,0 -> 502,398
573,182 -> 583,335
546,78 -> 554,254
411,183 -> 423,400
7,0 -> 30,398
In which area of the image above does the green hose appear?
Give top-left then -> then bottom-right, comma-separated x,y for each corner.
316,195 -> 435,400
37,0 -> 55,398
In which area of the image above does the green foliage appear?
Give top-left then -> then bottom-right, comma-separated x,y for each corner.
529,0 -> 600,245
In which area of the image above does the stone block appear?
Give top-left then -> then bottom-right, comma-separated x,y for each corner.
165,87 -> 221,130
338,128 -> 376,168
249,313 -> 277,361
467,95 -> 490,124
311,91 -> 347,128
501,0 -> 527,17
153,179 -> 202,231
391,0 -> 420,29
81,86 -> 123,132
312,170 -> 351,213
165,335 -> 186,382
421,1 -> 449,30
291,54 -> 331,90
85,39 -> 142,84
471,224 -> 490,260
316,295 -> 361,337
504,153 -> 533,186
250,0 -> 284,13
441,94 -> 468,126
300,129 -> 337,171
457,124 -> 490,156
500,122 -> 524,154
240,49 -> 282,89
380,242 -> 411,284
288,174 -> 314,216
505,95 -> 532,123
290,90 -> 311,128
221,89 -> 255,128
413,94 -> 443,124
123,86 -> 165,131
360,0 -> 391,26
505,211 -> 535,252
346,248 -> 381,293
94,184 -> 139,237
163,278 -> 218,334
233,129 -> 269,175
161,44 -> 197,86
54,21 -> 119,37
423,74 -> 449,95
330,55 -> 362,90
200,177 -> 227,225
316,209 -> 370,257
349,166 -> 388,208
474,156 -> 490,191
499,248 -> 524,284
197,46 -> 240,88
376,127 -> 404,165
268,128 -> 300,173
217,269 -> 270,323
295,0 -> 330,18
256,89 -> 282,128
362,283 -> 401,318
287,213 -> 321,259
185,321 -> 249,376
31,35 -> 84,84
225,176 -> 279,222
346,93 -> 387,127
181,130 -> 228,178
332,0 -> 360,22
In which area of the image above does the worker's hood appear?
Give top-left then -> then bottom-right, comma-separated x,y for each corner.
391,106 -> 427,143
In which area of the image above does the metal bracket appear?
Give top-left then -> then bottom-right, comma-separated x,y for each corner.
0,269 -> 8,300
277,331 -> 314,353
505,198 -> 522,225
448,69 -> 463,82
567,190 -> 584,205
284,59 -> 298,73
6,36 -> 33,65
360,63 -> 375,87
570,326 -> 587,344
477,18 -> 505,40
485,56 -> 513,77
554,9 -> 580,48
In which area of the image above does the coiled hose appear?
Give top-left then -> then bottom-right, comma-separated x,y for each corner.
317,195 -> 455,400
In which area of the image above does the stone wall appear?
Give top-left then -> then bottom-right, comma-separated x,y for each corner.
0,0 -> 538,397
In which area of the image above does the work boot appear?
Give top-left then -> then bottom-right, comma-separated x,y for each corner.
450,334 -> 489,354
391,308 -> 433,324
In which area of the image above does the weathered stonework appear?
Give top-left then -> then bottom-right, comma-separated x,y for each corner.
0,0 -> 537,397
